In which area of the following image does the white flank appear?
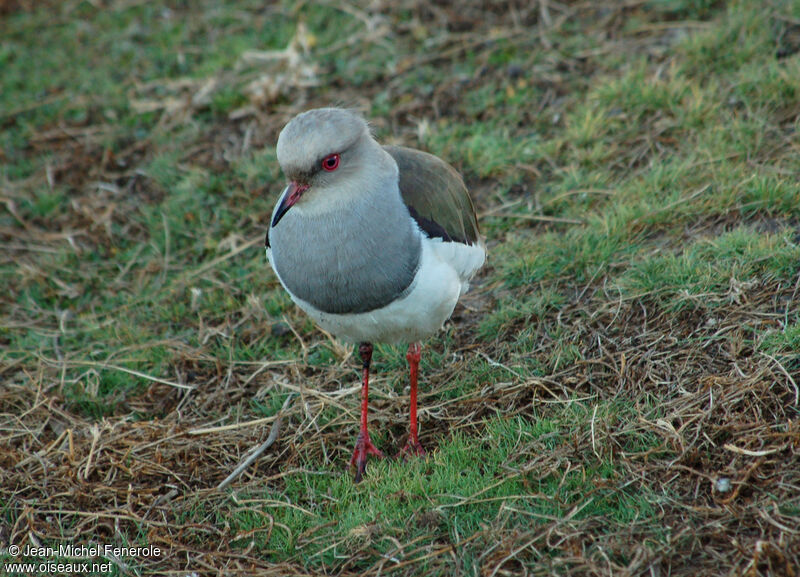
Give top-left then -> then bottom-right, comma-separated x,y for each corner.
267,235 -> 486,344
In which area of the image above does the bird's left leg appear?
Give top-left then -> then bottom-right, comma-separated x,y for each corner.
400,342 -> 426,458
350,342 -> 384,482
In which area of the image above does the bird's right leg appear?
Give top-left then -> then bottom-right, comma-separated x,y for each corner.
399,342 -> 426,458
350,341 -> 384,482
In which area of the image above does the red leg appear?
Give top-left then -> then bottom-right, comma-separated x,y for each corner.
400,342 -> 426,459
350,342 -> 384,482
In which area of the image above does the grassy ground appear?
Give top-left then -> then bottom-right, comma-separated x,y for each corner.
2,0 -> 800,575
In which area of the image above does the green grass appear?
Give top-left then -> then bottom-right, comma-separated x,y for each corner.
620,226 -> 800,307
2,0 -> 800,575
205,411 -> 662,566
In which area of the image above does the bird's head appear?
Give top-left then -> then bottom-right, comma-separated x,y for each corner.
272,108 -> 386,227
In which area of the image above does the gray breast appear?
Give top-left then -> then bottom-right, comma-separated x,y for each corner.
269,194 -> 421,315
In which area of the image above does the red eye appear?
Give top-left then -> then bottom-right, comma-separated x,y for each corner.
321,153 -> 340,172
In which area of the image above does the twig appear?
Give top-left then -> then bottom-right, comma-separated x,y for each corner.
491,212 -> 585,225
184,235 -> 263,280
217,394 -> 296,490
188,415 -> 277,435
630,184 -> 711,226
723,443 -> 784,457
53,360 -> 195,390
760,352 -> 799,406
478,352 -> 524,379
0,93 -> 70,120
82,424 -> 101,481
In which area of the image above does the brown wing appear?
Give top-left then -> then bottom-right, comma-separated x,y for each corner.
384,145 -> 480,246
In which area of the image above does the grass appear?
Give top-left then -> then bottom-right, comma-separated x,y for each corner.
2,0 -> 800,575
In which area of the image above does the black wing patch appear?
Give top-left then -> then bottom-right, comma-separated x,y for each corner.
407,205 -> 456,242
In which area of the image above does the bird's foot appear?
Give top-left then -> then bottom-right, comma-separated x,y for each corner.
398,437 -> 427,461
350,430 -> 384,482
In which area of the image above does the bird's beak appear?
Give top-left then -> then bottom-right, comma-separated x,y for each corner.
272,181 -> 309,227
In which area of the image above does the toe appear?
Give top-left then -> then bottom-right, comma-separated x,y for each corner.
399,440 -> 427,460
354,458 -> 366,483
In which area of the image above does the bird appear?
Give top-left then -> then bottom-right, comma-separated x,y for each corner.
266,108 -> 486,482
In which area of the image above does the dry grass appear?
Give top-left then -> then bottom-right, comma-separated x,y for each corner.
2,0 -> 800,575
4,284 -> 799,574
